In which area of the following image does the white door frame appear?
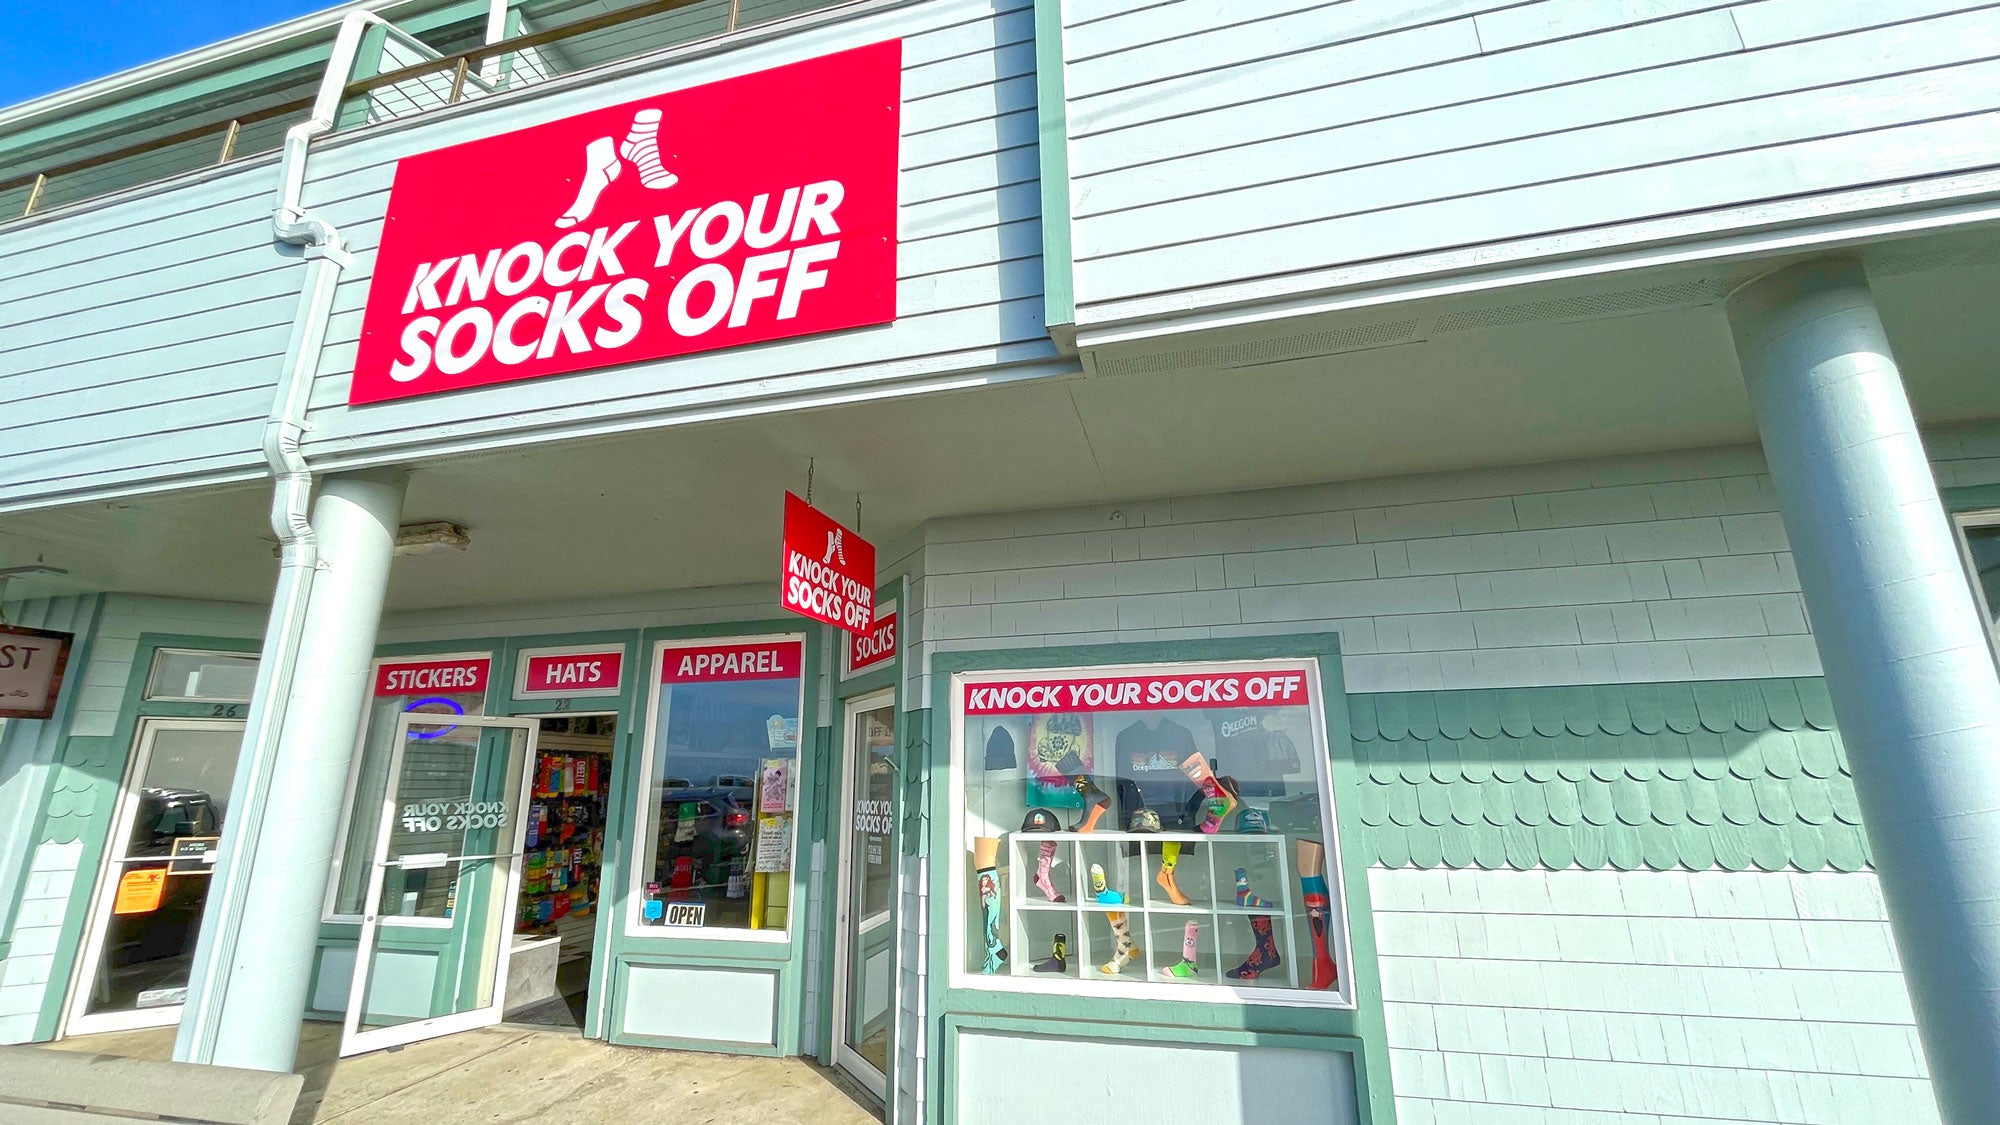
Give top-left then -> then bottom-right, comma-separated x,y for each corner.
339,713 -> 539,1057
831,689 -> 896,1097
64,717 -> 247,1038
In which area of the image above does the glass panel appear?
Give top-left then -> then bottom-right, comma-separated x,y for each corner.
636,638 -> 805,933
82,725 -> 242,1019
144,650 -> 259,702
843,704 -> 897,1075
959,664 -> 1345,999
352,722 -> 528,1036
334,660 -> 490,915
1962,522 -> 2000,631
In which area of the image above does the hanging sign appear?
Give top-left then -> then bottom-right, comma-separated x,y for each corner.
0,624 -> 73,720
844,602 -> 897,678
516,647 -> 624,698
962,669 -> 1313,715
349,40 -> 903,405
113,868 -> 168,915
659,639 -> 803,683
375,656 -> 491,696
780,492 -> 876,636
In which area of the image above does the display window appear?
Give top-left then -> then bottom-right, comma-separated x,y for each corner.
630,634 -> 807,938
951,659 -> 1352,1005
328,653 -> 493,919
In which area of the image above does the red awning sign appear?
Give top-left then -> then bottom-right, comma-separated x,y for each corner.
780,492 -> 875,636
962,670 -> 1310,715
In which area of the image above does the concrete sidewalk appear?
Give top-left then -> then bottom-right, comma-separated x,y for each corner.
45,1023 -> 880,1124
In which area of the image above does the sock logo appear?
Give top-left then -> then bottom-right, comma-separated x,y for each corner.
351,41 -> 901,406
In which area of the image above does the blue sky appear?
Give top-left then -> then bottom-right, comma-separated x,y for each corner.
0,0 -> 333,106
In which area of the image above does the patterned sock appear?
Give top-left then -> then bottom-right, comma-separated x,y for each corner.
978,866 -> 1007,974
1156,842 -> 1190,905
619,108 -> 678,189
1226,915 -> 1282,980
1302,873 -> 1336,990
1034,932 -> 1068,973
1198,796 -> 1229,834
1160,921 -> 1201,980
1234,867 -> 1273,909
1033,841 -> 1066,902
1099,912 -> 1140,974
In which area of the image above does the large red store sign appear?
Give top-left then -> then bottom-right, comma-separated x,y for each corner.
780,492 -> 875,636
350,41 -> 902,406
962,670 -> 1312,715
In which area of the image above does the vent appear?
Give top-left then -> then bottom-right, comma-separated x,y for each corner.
1093,318 -> 1424,377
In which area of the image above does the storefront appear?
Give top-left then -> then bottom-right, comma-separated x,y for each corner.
9,0 -> 2000,1122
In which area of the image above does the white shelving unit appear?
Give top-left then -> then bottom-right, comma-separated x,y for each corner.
1003,830 -> 1297,988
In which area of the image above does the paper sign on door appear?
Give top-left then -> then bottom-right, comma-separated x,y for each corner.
113,869 -> 167,915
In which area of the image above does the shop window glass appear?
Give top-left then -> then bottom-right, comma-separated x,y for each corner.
634,636 -> 805,935
1958,516 -> 2000,640
330,655 -> 492,917
955,661 -> 1350,1002
144,650 -> 259,702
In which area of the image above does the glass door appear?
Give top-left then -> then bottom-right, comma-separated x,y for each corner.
832,691 -> 898,1095
67,718 -> 245,1036
340,714 -> 538,1056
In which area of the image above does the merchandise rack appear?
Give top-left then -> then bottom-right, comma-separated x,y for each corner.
1004,830 -> 1297,988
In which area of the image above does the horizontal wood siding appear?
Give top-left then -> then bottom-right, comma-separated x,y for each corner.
298,0 -> 1060,467
1063,0 -> 2000,326
0,163 -> 296,511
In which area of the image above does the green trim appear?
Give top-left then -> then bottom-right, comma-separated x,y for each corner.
924,632 -> 1395,1125
1347,678 -> 1869,873
32,630 -> 260,1041
1940,484 -> 2000,513
1031,0 -> 1076,341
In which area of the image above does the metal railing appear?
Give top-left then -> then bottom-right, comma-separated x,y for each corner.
0,0 -> 760,223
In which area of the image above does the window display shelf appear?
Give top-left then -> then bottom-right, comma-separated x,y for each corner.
1003,829 -> 1298,989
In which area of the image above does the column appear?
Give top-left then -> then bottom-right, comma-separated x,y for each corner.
1727,258 -> 2000,1122
174,469 -> 407,1073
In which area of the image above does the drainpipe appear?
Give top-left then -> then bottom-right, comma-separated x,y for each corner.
174,11 -> 380,1066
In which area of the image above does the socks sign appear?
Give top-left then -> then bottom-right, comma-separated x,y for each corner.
349,41 -> 901,405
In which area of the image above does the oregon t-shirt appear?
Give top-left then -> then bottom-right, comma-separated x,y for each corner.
1114,717 -> 1199,828
1207,709 -> 1294,797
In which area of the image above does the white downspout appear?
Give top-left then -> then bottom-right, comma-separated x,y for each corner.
173,11 -> 382,1064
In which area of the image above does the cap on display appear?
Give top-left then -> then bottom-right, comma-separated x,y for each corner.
1127,808 -> 1162,833
1020,808 -> 1061,833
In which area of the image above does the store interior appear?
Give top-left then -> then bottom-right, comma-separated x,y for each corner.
505,714 -> 617,1030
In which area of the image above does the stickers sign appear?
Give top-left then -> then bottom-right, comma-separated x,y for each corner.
962,670 -> 1312,715
376,657 -> 491,697
350,41 -> 902,405
780,492 -> 875,636
0,624 -> 73,720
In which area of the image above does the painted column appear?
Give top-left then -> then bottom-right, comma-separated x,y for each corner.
174,469 -> 407,1073
1727,258 -> 2000,1122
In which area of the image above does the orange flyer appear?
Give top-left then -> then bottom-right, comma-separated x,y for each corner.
113,868 -> 166,915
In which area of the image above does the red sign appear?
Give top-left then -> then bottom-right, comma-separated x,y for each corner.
962,670 -> 1312,715
376,657 -> 491,697
661,640 -> 803,684
349,41 -> 902,405
520,649 -> 624,696
847,610 -> 897,675
0,624 -> 73,720
780,492 -> 876,636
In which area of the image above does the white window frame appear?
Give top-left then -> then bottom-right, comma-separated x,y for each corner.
140,648 -> 260,704
625,632 -> 809,942
322,650 -> 496,924
946,657 -> 1358,1010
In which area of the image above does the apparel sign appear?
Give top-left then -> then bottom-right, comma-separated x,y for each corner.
962,670 -> 1312,715
845,606 -> 897,677
0,624 -> 73,720
518,648 -> 624,697
349,40 -> 902,405
780,491 -> 875,636
375,657 -> 492,696
659,639 -> 803,683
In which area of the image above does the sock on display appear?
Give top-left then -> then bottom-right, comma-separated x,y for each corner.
1198,796 -> 1229,834
1034,932 -> 1068,973
1033,840 -> 1066,902
1155,841 -> 1191,905
619,108 -> 678,189
1302,873 -> 1337,990
1160,921 -> 1201,981
1226,915 -> 1283,981
1099,912 -> 1140,975
978,866 -> 1007,974
1072,776 -> 1113,833
1234,867 -> 1273,910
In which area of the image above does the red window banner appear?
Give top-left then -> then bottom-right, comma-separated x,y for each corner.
962,670 -> 1311,715
349,40 -> 902,405
780,492 -> 876,636
847,609 -> 897,675
660,640 -> 803,683
520,650 -> 624,695
376,657 -> 492,697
